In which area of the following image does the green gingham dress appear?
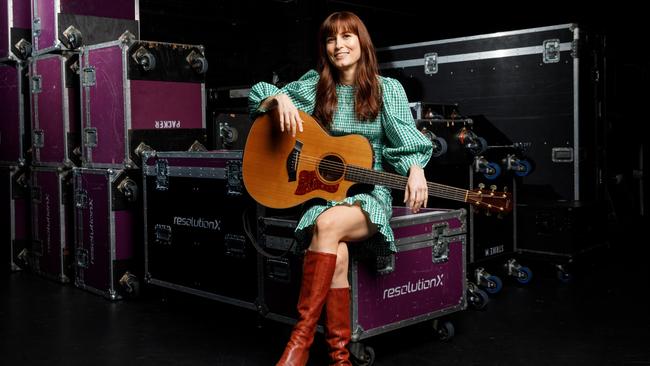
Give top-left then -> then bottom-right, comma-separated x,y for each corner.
248,70 -> 433,257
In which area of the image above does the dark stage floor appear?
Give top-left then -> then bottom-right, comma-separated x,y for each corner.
2,220 -> 649,366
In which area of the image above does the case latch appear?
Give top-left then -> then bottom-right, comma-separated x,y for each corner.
83,128 -> 97,148
155,159 -> 169,191
543,39 -> 561,63
224,234 -> 247,258
75,248 -> 89,269
431,223 -> 450,264
154,224 -> 172,246
551,147 -> 574,162
81,67 -> 96,87
33,129 -> 44,148
31,75 -> 42,94
75,189 -> 88,209
226,160 -> 243,196
424,52 -> 438,75
376,255 -> 395,275
265,257 -> 291,283
32,17 -> 41,37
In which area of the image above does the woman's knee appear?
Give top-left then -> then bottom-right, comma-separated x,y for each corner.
313,212 -> 339,238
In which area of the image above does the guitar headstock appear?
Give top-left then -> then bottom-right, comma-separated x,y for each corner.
466,184 -> 513,215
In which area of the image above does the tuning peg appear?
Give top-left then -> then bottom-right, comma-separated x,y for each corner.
502,186 -> 509,192
490,184 -> 497,192
497,213 -> 504,219
485,210 -> 492,216
478,183 -> 485,190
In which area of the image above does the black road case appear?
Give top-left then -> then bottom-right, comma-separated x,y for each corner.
378,23 -> 607,267
142,150 -> 258,309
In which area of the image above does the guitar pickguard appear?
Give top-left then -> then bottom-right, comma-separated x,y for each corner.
295,170 -> 339,196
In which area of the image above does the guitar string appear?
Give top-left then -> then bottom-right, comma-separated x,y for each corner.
293,154 -> 466,197
294,154 -> 493,198
288,153 -> 509,206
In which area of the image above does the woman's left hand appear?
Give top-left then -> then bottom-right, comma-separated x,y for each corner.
404,165 -> 428,213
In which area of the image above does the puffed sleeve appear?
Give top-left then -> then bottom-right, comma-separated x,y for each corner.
381,77 -> 433,176
248,69 -> 320,118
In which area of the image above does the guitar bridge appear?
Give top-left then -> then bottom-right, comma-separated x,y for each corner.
286,140 -> 303,182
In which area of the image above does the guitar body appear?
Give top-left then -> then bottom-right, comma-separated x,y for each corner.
243,111 -> 373,209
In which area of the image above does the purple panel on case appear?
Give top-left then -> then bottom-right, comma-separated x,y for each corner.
114,210 -> 134,260
0,1 -> 7,57
60,0 -> 136,20
33,56 -> 65,163
33,169 -> 63,277
12,0 -> 33,28
34,0 -> 56,52
130,80 -> 203,130
356,242 -> 463,330
0,65 -> 21,162
392,217 -> 463,239
86,45 -> 125,165
81,172 -> 111,290
391,207 -> 463,239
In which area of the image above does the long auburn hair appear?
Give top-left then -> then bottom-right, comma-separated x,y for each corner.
314,12 -> 382,127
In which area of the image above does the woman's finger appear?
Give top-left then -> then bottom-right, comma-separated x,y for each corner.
292,114 -> 301,137
297,115 -> 304,133
279,111 -> 285,132
422,189 -> 429,207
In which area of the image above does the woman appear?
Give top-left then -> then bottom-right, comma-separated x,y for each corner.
248,11 -> 433,366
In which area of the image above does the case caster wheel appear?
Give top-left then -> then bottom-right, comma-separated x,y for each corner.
433,320 -> 455,341
516,266 -> 533,284
467,286 -> 489,310
483,162 -> 501,180
475,268 -> 502,294
504,259 -> 533,285
350,342 -> 375,366
119,272 -> 141,297
484,275 -> 503,293
514,159 -> 532,177
431,136 -> 448,158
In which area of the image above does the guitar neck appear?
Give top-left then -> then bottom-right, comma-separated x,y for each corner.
346,166 -> 469,203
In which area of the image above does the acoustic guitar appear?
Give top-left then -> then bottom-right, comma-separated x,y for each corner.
242,110 -> 512,213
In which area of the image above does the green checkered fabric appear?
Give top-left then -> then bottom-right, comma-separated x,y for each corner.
249,70 -> 433,256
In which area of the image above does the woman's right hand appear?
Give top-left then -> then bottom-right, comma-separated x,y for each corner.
266,94 -> 303,137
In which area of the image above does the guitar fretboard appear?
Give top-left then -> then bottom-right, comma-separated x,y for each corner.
345,166 -> 468,203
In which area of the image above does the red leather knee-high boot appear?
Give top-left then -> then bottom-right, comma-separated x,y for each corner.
324,288 -> 352,365
276,250 -> 337,366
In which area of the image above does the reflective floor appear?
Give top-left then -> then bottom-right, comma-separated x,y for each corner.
2,220 -> 649,366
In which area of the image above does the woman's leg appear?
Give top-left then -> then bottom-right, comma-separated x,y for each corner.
312,205 -> 372,366
331,242 -> 350,288
309,204 -> 377,254
325,243 -> 353,365
277,205 -> 375,366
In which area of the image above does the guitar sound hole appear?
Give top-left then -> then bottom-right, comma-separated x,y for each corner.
318,155 -> 344,183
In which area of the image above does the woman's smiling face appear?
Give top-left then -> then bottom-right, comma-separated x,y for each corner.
326,30 -> 361,75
